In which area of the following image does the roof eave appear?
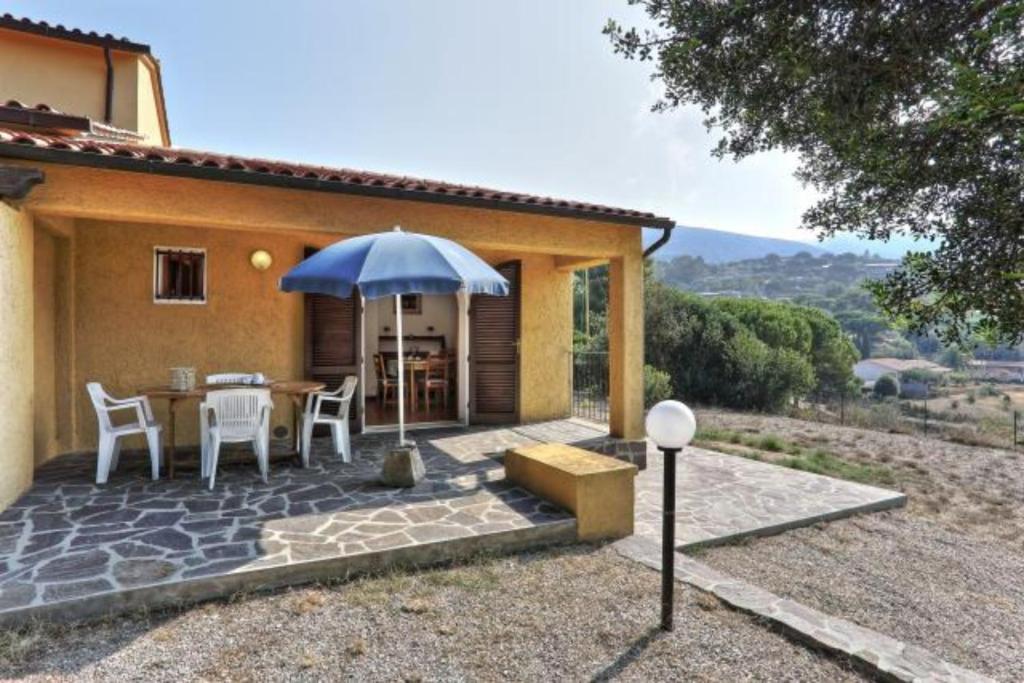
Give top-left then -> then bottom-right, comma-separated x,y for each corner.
0,143 -> 674,229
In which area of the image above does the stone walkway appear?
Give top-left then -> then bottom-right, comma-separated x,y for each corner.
0,424 -> 582,624
636,446 -> 907,549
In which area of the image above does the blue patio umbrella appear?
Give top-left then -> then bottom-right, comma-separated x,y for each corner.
280,226 -> 509,444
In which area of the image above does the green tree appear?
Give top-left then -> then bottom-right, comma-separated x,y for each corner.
835,312 -> 888,358
645,283 -> 835,411
607,1 -> 1024,346
873,374 -> 901,398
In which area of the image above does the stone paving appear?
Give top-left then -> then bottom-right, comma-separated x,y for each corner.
0,424 -> 581,624
636,445 -> 907,549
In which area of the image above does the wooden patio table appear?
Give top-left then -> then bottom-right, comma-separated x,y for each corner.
140,380 -> 325,479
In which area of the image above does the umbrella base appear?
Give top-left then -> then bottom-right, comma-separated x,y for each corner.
380,443 -> 426,487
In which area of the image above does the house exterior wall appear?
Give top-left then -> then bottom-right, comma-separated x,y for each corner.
66,220 -> 579,451
12,164 -> 645,469
0,203 -> 35,509
0,30 -> 167,144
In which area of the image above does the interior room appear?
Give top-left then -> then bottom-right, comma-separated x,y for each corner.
364,293 -> 460,426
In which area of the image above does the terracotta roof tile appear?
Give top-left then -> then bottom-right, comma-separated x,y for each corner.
0,13 -> 149,53
0,126 -> 671,227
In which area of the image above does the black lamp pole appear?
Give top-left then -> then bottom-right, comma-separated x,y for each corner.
661,446 -> 680,631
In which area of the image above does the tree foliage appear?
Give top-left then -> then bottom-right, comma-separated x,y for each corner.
645,282 -> 857,410
607,1 -> 1024,345
873,374 -> 901,398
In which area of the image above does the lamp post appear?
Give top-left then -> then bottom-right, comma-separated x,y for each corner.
645,400 -> 697,631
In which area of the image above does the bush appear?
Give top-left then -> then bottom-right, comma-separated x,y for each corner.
979,383 -> 1001,398
643,365 -> 673,408
757,435 -> 785,452
873,374 -> 900,398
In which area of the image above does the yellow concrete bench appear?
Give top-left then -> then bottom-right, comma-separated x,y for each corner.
504,443 -> 637,541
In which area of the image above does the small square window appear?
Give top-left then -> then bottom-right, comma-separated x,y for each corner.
154,247 -> 206,303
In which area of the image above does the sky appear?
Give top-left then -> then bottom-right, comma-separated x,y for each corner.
8,0 -> 821,242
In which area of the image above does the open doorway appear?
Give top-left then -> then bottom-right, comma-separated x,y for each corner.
364,293 -> 462,428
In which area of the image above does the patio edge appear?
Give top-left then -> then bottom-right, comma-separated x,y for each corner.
678,490 -> 908,551
0,518 -> 577,627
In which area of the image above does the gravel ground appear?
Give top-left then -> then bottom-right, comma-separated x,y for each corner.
0,545 -> 863,682
698,411 -> 1024,681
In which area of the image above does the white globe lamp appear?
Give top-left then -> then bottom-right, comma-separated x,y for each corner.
645,400 -> 696,451
645,399 -> 697,632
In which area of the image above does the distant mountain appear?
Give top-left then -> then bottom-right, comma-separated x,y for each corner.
644,226 -> 928,263
818,233 -> 934,259
643,226 -> 827,263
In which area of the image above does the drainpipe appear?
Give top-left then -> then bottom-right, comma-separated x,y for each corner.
642,224 -> 675,259
103,47 -> 114,123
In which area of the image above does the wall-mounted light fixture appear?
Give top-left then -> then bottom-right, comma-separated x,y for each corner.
250,249 -> 273,271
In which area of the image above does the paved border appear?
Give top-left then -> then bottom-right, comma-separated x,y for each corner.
615,536 -> 992,683
1,518 -> 575,626
635,447 -> 908,551
677,493 -> 908,551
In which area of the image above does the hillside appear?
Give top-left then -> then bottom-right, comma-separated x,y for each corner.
644,226 -> 923,263
656,251 -> 898,299
643,226 -> 827,263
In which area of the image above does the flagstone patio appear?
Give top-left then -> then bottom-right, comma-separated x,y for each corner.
0,418 -> 907,625
0,425 -> 578,625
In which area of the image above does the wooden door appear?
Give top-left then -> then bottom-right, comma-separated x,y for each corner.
303,247 -> 361,430
470,261 -> 520,423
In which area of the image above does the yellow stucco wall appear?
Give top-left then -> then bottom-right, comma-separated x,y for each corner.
0,30 -> 168,144
33,228 -> 57,463
0,203 -> 35,509
15,163 -> 645,458
73,220 -> 325,450
68,221 -> 577,450
32,222 -> 75,464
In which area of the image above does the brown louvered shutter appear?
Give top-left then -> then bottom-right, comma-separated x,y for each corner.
470,260 -> 520,423
302,247 -> 361,429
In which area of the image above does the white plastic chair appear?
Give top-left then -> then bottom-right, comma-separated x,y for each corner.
298,376 -> 358,466
200,388 -> 272,489
86,382 -> 162,484
206,373 -> 259,385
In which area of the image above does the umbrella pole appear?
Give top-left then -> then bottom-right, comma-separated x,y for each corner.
395,294 -> 405,446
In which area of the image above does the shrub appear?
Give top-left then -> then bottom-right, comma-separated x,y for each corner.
643,365 -> 673,408
950,399 -> 959,410
967,391 -> 976,404
979,383 -> 1001,398
757,435 -> 785,452
873,374 -> 900,398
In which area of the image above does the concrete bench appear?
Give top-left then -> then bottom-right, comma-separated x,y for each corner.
504,443 -> 637,541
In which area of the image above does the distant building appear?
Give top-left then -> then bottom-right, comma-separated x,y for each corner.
853,358 -> 951,386
967,360 -> 1024,383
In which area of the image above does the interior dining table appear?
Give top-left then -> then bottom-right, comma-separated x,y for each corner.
139,380 -> 325,478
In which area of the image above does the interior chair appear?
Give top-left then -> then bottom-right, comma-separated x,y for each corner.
200,388 -> 272,489
299,375 -> 358,466
375,354 -> 400,407
86,382 -> 162,484
423,353 -> 451,412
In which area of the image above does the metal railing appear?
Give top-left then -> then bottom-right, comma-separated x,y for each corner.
572,351 -> 609,423
796,388 -> 1021,451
